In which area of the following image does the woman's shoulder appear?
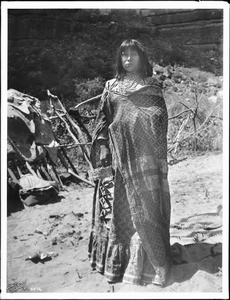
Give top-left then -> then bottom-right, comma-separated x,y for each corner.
105,78 -> 117,89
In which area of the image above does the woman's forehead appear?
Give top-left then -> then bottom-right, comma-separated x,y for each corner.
121,45 -> 138,52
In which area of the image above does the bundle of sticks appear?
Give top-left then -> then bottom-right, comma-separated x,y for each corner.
7,90 -> 102,193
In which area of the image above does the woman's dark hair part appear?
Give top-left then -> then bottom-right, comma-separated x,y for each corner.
115,39 -> 153,79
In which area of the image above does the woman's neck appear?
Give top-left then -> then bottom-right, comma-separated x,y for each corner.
124,71 -> 141,80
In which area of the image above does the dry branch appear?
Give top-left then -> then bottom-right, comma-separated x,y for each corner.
49,114 -> 66,120
168,109 -> 191,120
8,167 -> 19,183
55,110 -> 93,170
179,101 -> 195,114
173,114 -> 190,153
59,142 -> 92,149
57,97 -> 89,146
57,151 -> 94,188
48,90 -> 93,169
167,102 -> 221,153
70,94 -> 101,111
68,169 -> 95,187
25,161 -> 38,177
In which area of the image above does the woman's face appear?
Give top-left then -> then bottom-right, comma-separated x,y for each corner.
121,48 -> 140,73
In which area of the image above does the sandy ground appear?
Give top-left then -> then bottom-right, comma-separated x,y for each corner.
5,152 -> 224,296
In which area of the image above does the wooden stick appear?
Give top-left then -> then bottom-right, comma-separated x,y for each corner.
179,101 -> 195,114
59,142 -> 92,148
36,168 -> 43,179
58,150 -> 95,186
55,110 -> 81,144
57,151 -> 69,170
168,109 -> 191,120
91,180 -> 100,226
78,115 -> 96,120
168,118 -> 216,153
68,109 -> 92,142
68,169 -> 95,187
25,161 -> 38,177
7,167 -> 19,183
57,98 -> 91,157
71,94 -> 101,111
58,149 -> 78,175
52,131 -> 80,176
49,114 -> 66,120
58,150 -> 94,186
40,165 -> 52,181
41,159 -> 54,181
173,115 -> 190,153
55,110 -> 93,170
57,98 -> 83,135
47,160 -> 65,190
47,91 -> 94,170
16,166 -> 23,178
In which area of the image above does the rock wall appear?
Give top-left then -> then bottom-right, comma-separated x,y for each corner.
7,9 -> 223,99
142,9 -> 223,51
8,10 -> 81,44
8,9 -> 223,51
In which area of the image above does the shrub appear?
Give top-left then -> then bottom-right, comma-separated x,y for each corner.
165,66 -> 223,155
73,77 -> 105,103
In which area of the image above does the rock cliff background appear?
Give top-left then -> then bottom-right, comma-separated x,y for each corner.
8,9 -> 223,101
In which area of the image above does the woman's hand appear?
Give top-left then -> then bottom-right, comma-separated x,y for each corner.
99,144 -> 111,167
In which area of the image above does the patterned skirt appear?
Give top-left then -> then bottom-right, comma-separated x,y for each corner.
88,165 -> 171,286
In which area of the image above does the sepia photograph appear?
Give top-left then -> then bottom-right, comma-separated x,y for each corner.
1,1 -> 229,299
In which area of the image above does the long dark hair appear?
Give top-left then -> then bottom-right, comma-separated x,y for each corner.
115,39 -> 153,80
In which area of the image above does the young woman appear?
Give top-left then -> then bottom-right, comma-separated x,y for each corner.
88,39 -> 171,287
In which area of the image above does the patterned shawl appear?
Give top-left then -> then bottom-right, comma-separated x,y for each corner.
90,77 -> 171,269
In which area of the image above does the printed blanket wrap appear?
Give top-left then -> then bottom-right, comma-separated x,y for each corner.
89,80 -> 171,285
